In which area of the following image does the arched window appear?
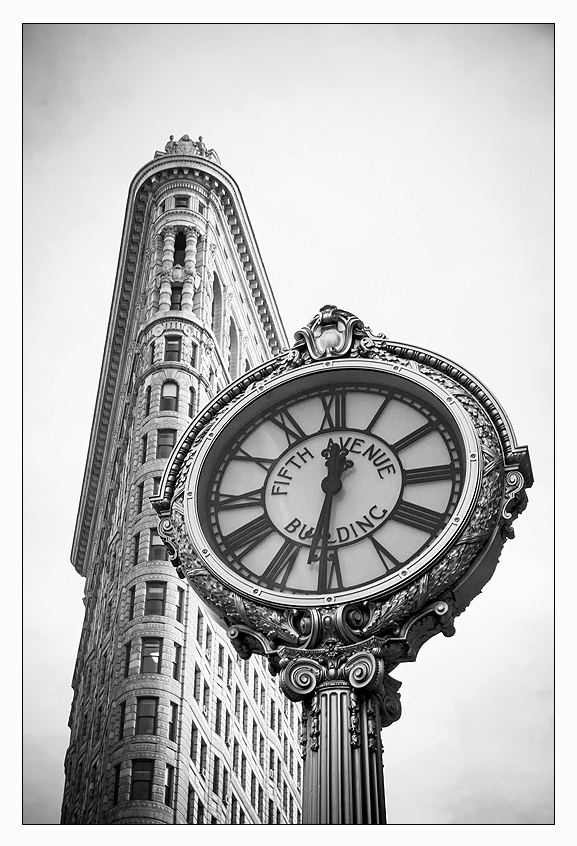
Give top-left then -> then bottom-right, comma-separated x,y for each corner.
188,386 -> 196,418
145,385 -> 151,416
229,320 -> 239,380
211,273 -> 223,346
160,381 -> 178,412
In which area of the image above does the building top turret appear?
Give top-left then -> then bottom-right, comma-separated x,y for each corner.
155,133 -> 221,164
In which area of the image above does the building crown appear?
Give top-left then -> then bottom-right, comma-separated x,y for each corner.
159,133 -> 220,164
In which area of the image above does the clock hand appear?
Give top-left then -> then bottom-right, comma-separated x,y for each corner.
307,443 -> 354,573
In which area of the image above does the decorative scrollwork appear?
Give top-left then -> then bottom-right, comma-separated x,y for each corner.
343,652 -> 379,691
281,657 -> 323,700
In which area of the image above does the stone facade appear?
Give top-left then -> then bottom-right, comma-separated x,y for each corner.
61,139 -> 302,824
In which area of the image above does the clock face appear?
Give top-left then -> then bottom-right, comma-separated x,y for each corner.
185,362 -> 480,607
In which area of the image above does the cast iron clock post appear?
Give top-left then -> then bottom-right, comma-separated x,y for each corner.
153,305 -> 532,824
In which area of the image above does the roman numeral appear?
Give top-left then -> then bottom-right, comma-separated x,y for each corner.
319,391 -> 347,431
224,514 -> 273,556
216,489 -> 263,511
369,536 -> 402,571
404,465 -> 454,485
317,548 -> 343,593
233,447 -> 274,472
270,409 -> 307,446
365,396 -> 391,433
392,500 -> 444,534
261,541 -> 300,588
391,422 -> 435,453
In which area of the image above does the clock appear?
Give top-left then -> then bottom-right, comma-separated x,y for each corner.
183,359 -> 482,608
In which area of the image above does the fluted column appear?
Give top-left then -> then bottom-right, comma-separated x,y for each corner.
158,226 -> 176,312
162,226 -> 176,272
278,639 -> 402,825
182,227 -> 199,313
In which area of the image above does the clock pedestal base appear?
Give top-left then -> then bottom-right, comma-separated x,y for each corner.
278,644 -> 402,824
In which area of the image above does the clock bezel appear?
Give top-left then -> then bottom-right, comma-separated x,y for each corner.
183,358 -> 482,608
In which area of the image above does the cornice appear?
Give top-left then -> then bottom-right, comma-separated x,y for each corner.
71,151 -> 288,576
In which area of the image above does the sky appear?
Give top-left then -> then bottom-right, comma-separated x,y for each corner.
23,22 -> 554,828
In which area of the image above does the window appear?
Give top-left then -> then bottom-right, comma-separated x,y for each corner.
131,760 -> 154,801
218,644 -> 224,669
211,273 -> 223,344
268,798 -> 274,824
231,796 -> 238,824
188,386 -> 196,418
165,764 -> 174,806
141,434 -> 148,464
240,809 -> 246,824
153,477 -> 161,496
175,195 -> 189,209
119,701 -> 126,740
164,336 -> 181,362
270,706 -> 275,730
141,637 -> 162,673
212,755 -> 220,794
244,661 -> 250,683
253,675 -> 258,699
242,703 -> 248,732
136,697 -> 158,735
224,710 -> 231,744
113,764 -> 121,805
197,800 -> 205,824
252,722 -> 257,752
240,753 -> 246,789
234,687 -> 241,717
194,665 -> 201,701
289,748 -> 294,776
211,815 -> 217,825
176,587 -> 185,622
222,768 -> 229,801
160,380 -> 178,412
233,740 -> 239,773
170,286 -> 182,310
215,699 -> 222,735
251,773 -> 256,805
259,735 -> 265,767
198,201 -> 206,216
191,721 -> 198,760
159,201 -> 165,214
229,320 -> 239,380
173,230 -> 186,266
136,483 -> 144,513
145,385 -> 151,415
128,586 -> 136,620
157,429 -> 176,459
168,702 -> 178,741
124,642 -> 131,678
205,629 -> 212,659
200,740 -> 207,773
196,611 -> 204,645
149,342 -> 155,365
149,528 -> 168,561
190,343 -> 197,367
133,533 -> 140,567
227,657 -> 233,687
187,785 -> 195,824
203,683 -> 210,711
258,786 -> 264,817
173,643 -> 182,681
145,581 -> 166,615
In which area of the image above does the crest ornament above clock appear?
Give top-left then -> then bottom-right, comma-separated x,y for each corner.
153,305 -> 532,663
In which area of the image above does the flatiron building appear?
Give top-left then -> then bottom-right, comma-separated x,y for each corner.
61,135 -> 302,824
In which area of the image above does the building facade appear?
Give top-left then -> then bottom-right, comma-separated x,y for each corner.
61,135 -> 303,824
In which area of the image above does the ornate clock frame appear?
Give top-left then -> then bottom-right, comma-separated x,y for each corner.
153,305 -> 532,824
